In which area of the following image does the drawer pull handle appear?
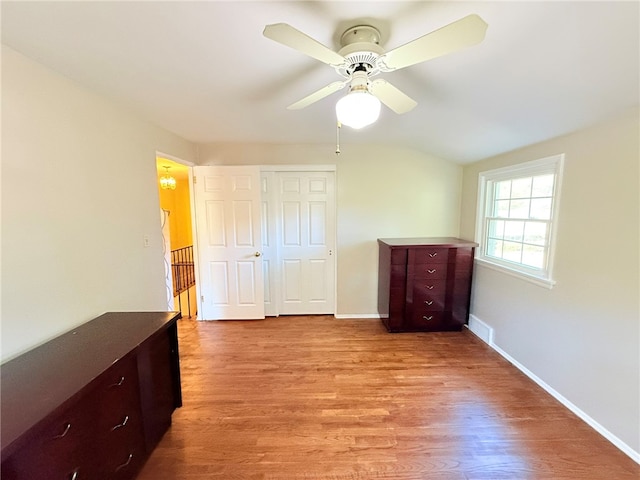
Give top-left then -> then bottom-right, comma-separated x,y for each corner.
111,415 -> 129,431
110,376 -> 125,387
70,471 -> 79,480
427,269 -> 436,274
423,315 -> 434,321
429,252 -> 438,257
115,453 -> 134,472
424,300 -> 433,305
54,423 -> 71,439
426,285 -> 434,290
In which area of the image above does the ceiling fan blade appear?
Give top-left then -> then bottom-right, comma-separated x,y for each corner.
379,14 -> 488,71
287,81 -> 348,110
370,79 -> 417,114
264,23 -> 346,67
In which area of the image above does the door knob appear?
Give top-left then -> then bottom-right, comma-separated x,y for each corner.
254,252 -> 262,257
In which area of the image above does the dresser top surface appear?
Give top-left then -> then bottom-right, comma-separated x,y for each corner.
1,311 -> 180,456
378,237 -> 478,248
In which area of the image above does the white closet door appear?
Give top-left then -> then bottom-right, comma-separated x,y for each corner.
277,171 -> 336,315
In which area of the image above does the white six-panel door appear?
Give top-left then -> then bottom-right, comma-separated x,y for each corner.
276,171 -> 335,315
193,166 -> 264,320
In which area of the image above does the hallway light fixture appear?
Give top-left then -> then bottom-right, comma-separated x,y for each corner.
160,166 -> 177,190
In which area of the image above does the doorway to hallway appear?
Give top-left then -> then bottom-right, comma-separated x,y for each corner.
156,155 -> 197,318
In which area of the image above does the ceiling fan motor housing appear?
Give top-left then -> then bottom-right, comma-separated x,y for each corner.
336,25 -> 385,78
340,25 -> 381,46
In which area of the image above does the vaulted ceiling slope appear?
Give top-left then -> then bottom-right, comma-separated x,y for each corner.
2,1 -> 638,164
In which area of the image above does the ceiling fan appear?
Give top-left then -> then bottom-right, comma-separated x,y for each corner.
263,14 -> 488,128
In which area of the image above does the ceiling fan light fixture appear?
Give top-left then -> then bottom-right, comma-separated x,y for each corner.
335,89 -> 381,129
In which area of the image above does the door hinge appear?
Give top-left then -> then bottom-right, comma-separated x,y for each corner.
201,295 -> 204,302
193,176 -> 197,184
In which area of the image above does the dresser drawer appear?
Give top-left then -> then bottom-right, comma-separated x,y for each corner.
413,280 -> 446,297
413,248 -> 449,264
97,418 -> 146,480
414,293 -> 446,311
412,264 -> 448,279
94,355 -> 141,417
2,395 -> 98,479
409,311 -> 445,331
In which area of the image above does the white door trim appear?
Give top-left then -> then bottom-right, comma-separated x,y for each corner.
260,165 -> 336,172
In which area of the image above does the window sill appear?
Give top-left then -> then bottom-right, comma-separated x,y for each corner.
474,258 -> 556,289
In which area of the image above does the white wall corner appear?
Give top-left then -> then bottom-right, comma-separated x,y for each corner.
469,314 -> 640,465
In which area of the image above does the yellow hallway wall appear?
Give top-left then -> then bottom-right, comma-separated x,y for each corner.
157,160 -> 192,251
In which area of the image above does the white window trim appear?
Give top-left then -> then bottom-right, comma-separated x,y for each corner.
474,154 -> 564,289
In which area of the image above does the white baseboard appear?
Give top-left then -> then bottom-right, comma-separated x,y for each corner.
333,314 -> 381,319
468,314 -> 640,464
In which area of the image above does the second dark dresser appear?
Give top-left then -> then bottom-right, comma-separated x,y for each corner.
1,311 -> 182,480
378,237 -> 477,332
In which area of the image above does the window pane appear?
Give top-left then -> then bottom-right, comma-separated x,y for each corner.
504,221 -> 524,241
494,200 -> 510,217
524,222 -> 547,246
530,198 -> 552,220
522,244 -> 545,269
509,199 -> 530,218
488,219 -> 504,239
487,238 -> 503,258
511,177 -> 532,198
495,180 -> 511,199
503,241 -> 522,262
532,174 -> 554,197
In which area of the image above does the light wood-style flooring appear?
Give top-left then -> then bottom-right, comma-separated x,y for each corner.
137,315 -> 639,479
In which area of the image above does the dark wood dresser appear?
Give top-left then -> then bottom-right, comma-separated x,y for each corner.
378,237 -> 477,332
1,311 -> 182,480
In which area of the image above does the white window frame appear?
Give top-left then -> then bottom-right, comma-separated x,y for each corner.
474,154 -> 564,289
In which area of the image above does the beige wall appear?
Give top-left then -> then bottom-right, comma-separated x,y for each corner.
198,143 -> 464,316
460,108 -> 640,454
1,46 -> 197,361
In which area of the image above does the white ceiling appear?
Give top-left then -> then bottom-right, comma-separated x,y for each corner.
2,1 -> 638,164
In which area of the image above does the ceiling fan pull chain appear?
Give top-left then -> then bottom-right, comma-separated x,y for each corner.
335,121 -> 341,156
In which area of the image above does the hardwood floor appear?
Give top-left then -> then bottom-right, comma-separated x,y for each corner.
137,315 -> 639,479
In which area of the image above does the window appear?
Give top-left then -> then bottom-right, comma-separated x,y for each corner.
475,154 -> 564,288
